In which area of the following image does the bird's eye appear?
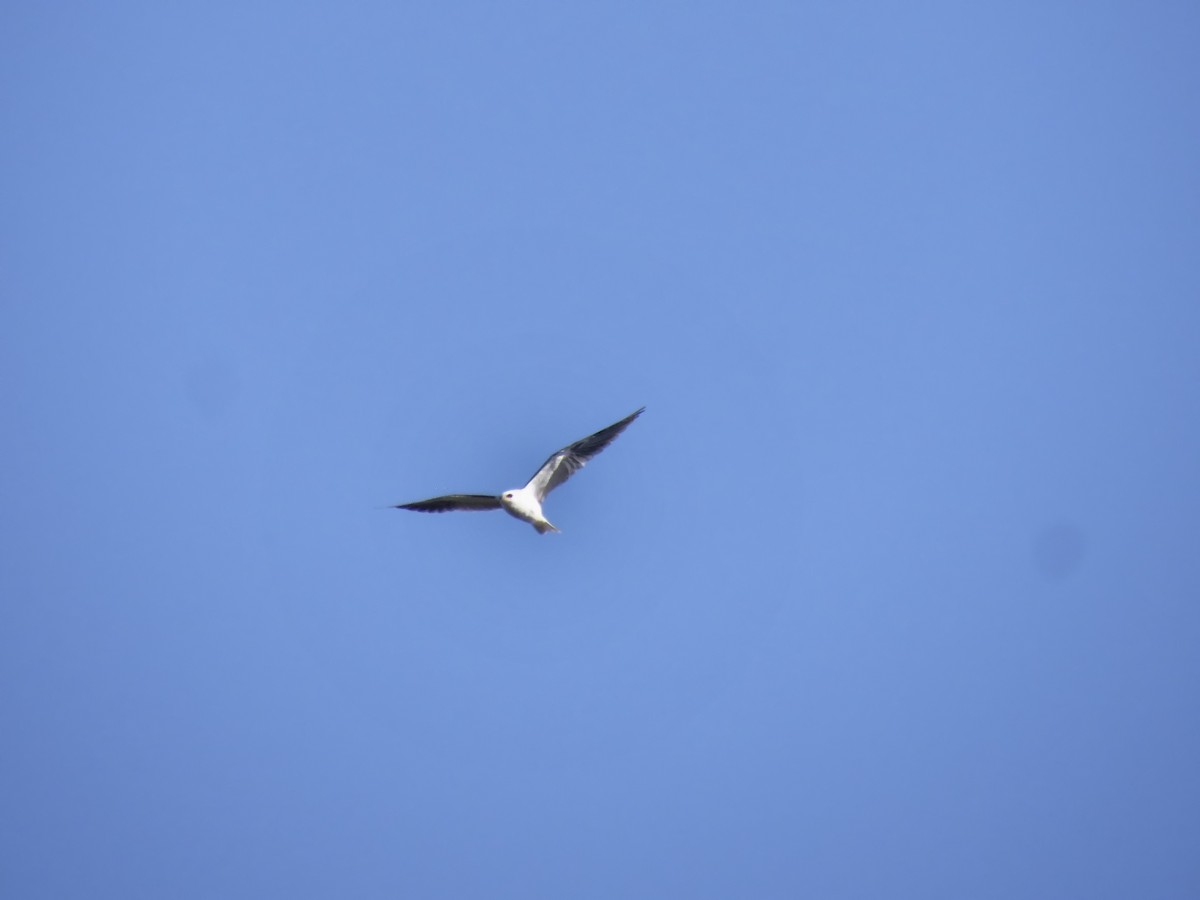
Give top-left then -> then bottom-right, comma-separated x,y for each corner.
504,493 -> 512,499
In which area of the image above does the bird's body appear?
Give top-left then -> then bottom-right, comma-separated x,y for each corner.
499,487 -> 559,534
394,407 -> 644,534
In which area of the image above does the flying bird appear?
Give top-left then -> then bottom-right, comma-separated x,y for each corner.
394,407 -> 645,534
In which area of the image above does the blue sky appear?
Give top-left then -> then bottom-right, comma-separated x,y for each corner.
3,2 -> 1199,897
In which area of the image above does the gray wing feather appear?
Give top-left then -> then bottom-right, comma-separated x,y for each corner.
525,407 -> 645,501
394,494 -> 501,513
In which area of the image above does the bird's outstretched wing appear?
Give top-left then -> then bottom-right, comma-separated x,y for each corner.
524,407 -> 645,502
394,494 -> 502,513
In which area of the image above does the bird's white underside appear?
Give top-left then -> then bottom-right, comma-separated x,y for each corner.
500,486 -> 556,531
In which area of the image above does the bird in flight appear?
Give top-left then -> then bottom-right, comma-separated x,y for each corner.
394,407 -> 645,534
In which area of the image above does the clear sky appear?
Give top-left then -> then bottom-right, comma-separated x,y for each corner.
3,2 -> 1199,898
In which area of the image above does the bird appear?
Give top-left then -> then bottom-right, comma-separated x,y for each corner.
393,407 -> 645,534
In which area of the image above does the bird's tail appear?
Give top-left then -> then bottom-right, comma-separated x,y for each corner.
534,519 -> 560,535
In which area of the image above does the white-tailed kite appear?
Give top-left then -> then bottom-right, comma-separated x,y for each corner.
394,407 -> 645,534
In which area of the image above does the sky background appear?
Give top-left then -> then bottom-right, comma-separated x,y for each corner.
3,2 -> 1199,897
